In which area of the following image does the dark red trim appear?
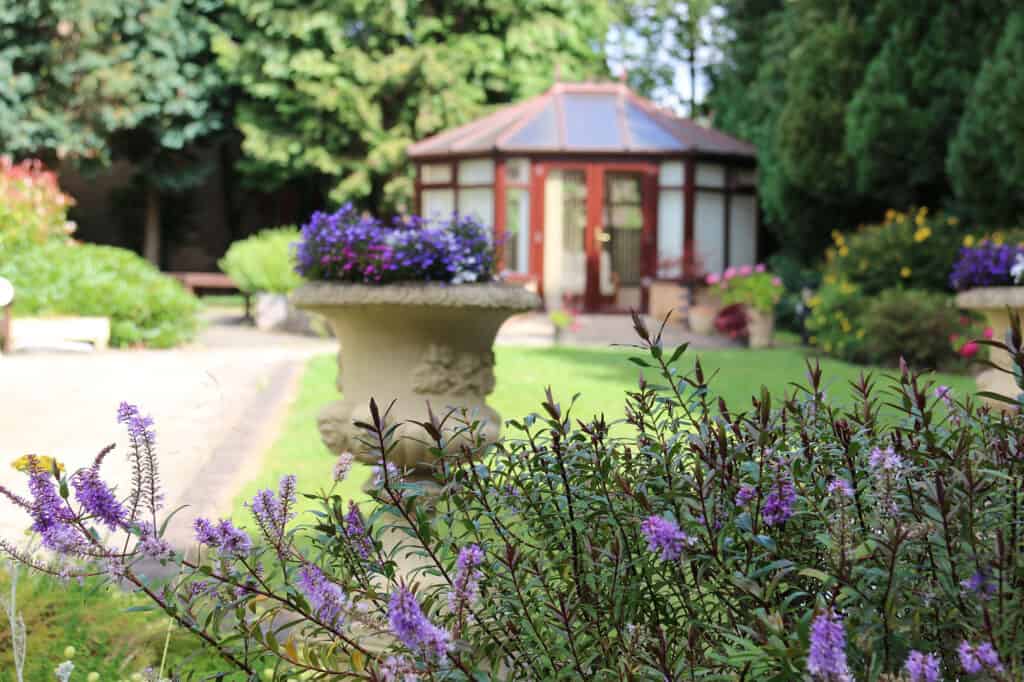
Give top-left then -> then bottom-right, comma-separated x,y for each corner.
684,155 -> 696,274
494,158 -> 507,271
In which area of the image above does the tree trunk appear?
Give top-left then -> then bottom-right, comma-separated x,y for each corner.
143,182 -> 161,267
690,46 -> 698,118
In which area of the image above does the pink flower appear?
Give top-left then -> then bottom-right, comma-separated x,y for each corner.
705,272 -> 721,285
755,263 -> 767,273
771,276 -> 782,287
984,327 -> 994,339
738,265 -> 753,276
723,267 -> 737,280
959,341 -> 979,359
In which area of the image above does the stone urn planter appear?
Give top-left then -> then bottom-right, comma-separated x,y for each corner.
956,286 -> 1024,409
746,308 -> 775,349
688,303 -> 718,335
292,282 -> 540,477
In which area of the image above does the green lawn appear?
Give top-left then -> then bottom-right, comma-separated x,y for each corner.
230,344 -> 979,521
0,568 -> 225,681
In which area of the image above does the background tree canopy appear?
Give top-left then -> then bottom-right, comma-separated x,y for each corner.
2,0 -> 1022,264
702,0 -> 1023,259
213,0 -> 612,214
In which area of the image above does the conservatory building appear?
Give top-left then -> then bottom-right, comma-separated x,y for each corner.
407,81 -> 758,313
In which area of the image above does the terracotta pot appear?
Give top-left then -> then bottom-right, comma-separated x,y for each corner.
292,282 -> 540,476
955,286 -> 1024,411
746,308 -> 775,349
688,303 -> 719,336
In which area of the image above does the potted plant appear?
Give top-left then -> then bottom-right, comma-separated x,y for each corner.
706,265 -> 784,348
951,240 -> 1024,406
291,206 -> 540,479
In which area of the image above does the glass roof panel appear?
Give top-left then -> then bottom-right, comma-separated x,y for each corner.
625,102 -> 685,150
563,94 -> 622,148
504,101 -> 559,148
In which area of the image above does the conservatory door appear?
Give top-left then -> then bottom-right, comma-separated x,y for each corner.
540,164 -> 655,312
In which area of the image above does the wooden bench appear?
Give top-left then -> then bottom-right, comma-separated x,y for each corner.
168,271 -> 253,321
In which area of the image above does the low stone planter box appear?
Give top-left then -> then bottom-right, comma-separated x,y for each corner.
9,316 -> 111,352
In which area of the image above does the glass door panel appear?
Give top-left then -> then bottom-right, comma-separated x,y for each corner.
601,173 -> 644,308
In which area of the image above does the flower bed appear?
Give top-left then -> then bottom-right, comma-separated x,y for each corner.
6,318 -> 1024,679
294,206 -> 495,285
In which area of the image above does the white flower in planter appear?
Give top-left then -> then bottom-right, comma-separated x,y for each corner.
1011,253 -> 1024,284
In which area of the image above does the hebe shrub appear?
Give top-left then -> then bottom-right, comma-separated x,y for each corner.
218,226 -> 303,294
7,317 -> 1024,680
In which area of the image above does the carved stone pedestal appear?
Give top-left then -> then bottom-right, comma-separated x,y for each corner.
292,282 -> 540,474
956,286 -> 1024,411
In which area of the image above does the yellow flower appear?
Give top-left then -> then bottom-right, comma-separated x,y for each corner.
993,231 -> 1004,245
900,266 -> 912,278
914,227 -> 932,243
10,454 -> 64,474
840,319 -> 852,333
838,245 -> 849,257
809,296 -> 822,307
885,209 -> 896,224
963,235 -> 976,247
840,282 -> 855,294
856,329 -> 865,339
824,274 -> 837,285
948,216 -> 959,226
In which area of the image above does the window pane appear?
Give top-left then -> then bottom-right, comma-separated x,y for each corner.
696,163 -> 725,188
659,161 -> 684,187
458,159 -> 494,185
505,158 -> 530,184
729,194 -> 757,267
563,94 -> 622,148
422,189 -> 455,219
421,164 -> 451,184
626,101 -> 685,150
504,188 -> 530,273
695,190 -> 725,274
457,187 -> 494,227
657,189 -> 684,278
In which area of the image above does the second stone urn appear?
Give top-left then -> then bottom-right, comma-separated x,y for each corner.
292,282 -> 540,476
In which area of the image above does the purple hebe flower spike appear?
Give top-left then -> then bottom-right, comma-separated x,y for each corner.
297,563 -> 347,629
71,468 -> 126,530
640,516 -> 691,561
389,586 -> 450,660
449,544 -> 484,614
807,608 -> 851,681
904,650 -> 941,682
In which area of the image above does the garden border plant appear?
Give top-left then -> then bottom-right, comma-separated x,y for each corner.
3,314 -> 1024,680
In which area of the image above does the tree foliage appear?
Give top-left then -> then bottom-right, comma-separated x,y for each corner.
706,0 -> 1022,260
214,0 -> 612,214
947,8 -> 1024,227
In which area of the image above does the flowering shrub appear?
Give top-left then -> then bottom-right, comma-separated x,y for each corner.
705,263 -> 783,313
823,207 -> 987,295
6,316 -> 1024,679
294,205 -> 496,285
805,279 -> 870,361
0,156 -> 76,252
949,240 -> 1024,291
